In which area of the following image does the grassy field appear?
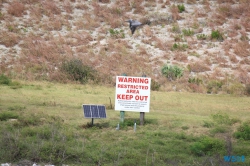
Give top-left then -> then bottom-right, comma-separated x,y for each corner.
0,80 -> 250,165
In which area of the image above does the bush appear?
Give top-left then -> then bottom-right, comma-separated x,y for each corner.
0,112 -> 19,121
109,29 -> 125,38
182,29 -> 194,36
61,59 -> 98,83
227,83 -> 245,95
177,4 -> 185,13
151,79 -> 161,91
0,74 -> 22,88
188,77 -> 203,85
211,30 -> 224,41
203,121 -> 214,128
172,24 -> 181,33
206,80 -> 223,94
190,136 -> 225,156
0,74 -> 11,85
245,84 -> 250,96
171,43 -> 188,51
211,113 -> 240,125
233,122 -> 250,140
196,34 -> 208,40
161,64 -> 183,81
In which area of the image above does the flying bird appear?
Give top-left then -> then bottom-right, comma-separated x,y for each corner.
125,19 -> 143,35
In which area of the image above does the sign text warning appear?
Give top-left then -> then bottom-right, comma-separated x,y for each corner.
115,76 -> 151,112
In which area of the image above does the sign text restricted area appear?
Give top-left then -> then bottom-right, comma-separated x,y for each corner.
115,76 -> 151,112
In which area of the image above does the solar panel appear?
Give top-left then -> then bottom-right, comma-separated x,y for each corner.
83,105 -> 92,118
98,105 -> 106,118
91,105 -> 99,118
82,104 -> 107,119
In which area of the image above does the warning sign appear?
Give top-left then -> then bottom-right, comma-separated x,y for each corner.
115,76 -> 151,112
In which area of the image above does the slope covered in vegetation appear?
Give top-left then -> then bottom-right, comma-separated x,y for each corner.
0,0 -> 250,93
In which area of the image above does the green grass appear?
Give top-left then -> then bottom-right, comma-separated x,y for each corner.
0,81 -> 250,165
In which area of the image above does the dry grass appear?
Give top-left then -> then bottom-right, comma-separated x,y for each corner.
99,0 -> 110,3
228,54 -> 239,64
0,32 -> 20,47
42,0 -> 61,16
22,0 -> 40,4
63,1 -> 73,14
170,5 -> 182,21
187,0 -> 197,4
174,52 -> 188,62
29,5 -> 43,21
7,1 -> 25,17
189,61 -> 211,73
233,41 -> 250,57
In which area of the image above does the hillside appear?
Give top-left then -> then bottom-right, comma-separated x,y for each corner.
0,0 -> 249,93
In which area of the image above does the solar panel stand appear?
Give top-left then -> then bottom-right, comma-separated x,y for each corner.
91,118 -> 94,126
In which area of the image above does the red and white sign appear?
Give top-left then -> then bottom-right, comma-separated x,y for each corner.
115,76 -> 151,112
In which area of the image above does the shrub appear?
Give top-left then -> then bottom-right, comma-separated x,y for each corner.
246,84 -> 250,96
151,79 -> 161,91
210,126 -> 228,135
190,136 -> 225,156
0,112 -> 18,121
0,74 -> 11,85
61,59 -> 98,84
188,77 -> 203,85
227,83 -> 245,95
177,4 -> 185,13
206,80 -> 223,94
171,43 -> 188,51
233,122 -> 250,140
211,30 -> 224,41
172,24 -> 181,33
196,34 -> 208,40
211,113 -> 240,125
203,121 -> 214,128
109,29 -> 125,38
161,64 -> 183,81
182,28 -> 194,36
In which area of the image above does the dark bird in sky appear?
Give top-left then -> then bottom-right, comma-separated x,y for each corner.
125,19 -> 143,35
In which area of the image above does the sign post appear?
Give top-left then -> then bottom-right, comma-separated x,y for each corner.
120,73 -> 127,123
120,111 -> 125,123
140,112 -> 145,125
115,76 -> 151,125
140,74 -> 147,125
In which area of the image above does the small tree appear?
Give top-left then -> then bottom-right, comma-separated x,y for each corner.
161,64 -> 183,81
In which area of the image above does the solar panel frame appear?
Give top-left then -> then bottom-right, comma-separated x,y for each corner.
82,104 -> 107,119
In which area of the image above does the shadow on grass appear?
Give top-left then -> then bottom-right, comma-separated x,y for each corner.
80,122 -> 110,129
119,118 -> 158,127
79,118 -> 158,129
